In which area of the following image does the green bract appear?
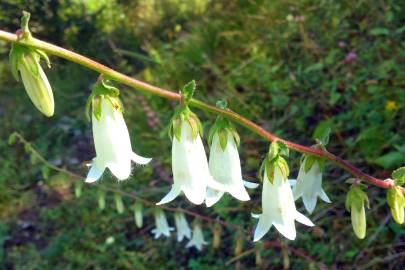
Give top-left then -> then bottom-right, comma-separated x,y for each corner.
387,186 -> 405,224
86,79 -> 123,121
208,115 -> 240,151
259,141 -> 290,184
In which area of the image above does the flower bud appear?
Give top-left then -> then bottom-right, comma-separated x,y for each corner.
114,193 -> 124,214
387,186 -> 405,224
133,201 -> 143,228
345,186 -> 369,239
9,12 -> 54,117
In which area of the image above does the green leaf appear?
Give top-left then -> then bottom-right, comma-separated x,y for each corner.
375,151 -> 405,169
181,80 -> 196,103
268,142 -> 279,161
313,121 -> 331,145
392,167 -> 405,186
277,141 -> 289,157
8,133 -> 17,145
304,62 -> 323,74
369,27 -> 389,36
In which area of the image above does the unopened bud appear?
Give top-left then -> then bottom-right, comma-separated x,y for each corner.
387,186 -> 404,224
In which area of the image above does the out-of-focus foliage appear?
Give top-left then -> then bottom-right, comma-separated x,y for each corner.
0,0 -> 404,269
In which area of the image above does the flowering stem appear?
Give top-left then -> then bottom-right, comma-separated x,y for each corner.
0,30 -> 402,193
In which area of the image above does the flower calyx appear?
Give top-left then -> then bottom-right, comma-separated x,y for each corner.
86,78 -> 122,121
259,141 -> 290,184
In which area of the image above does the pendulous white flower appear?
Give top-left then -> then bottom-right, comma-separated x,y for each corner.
186,223 -> 207,251
151,208 -> 174,239
158,116 -> 223,205
206,130 -> 258,207
294,158 -> 331,214
253,167 -> 314,241
85,81 -> 151,182
174,211 -> 192,242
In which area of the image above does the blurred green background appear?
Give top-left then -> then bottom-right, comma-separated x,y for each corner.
0,0 -> 404,269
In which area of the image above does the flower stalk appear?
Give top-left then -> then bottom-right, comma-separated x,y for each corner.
0,27 -> 402,193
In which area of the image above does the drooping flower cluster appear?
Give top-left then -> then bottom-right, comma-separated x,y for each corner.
8,12 -> 405,247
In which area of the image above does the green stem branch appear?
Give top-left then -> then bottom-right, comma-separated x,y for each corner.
0,29 -> 402,192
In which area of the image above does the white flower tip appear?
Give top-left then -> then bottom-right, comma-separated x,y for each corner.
157,185 -> 181,205
243,180 -> 260,189
85,163 -> 104,183
295,211 -> 315,227
288,179 -> 297,187
229,187 -> 250,201
132,152 -> 152,165
205,188 -> 223,207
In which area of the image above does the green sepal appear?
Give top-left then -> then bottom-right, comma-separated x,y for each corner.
208,115 -> 239,151
301,154 -> 326,173
345,186 -> 370,212
35,49 -> 51,68
259,155 -> 290,184
181,80 -> 196,104
87,79 -> 123,121
169,106 -> 202,141
392,167 -> 405,186
387,186 -> 404,224
9,44 -> 24,81
259,142 -> 290,183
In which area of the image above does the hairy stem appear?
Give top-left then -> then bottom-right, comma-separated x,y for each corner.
0,29 -> 402,192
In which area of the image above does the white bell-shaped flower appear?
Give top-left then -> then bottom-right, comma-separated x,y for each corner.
206,132 -> 258,207
151,208 -> 174,239
86,96 -> 151,182
174,211 -> 192,242
186,223 -> 207,251
158,121 -> 222,205
294,160 -> 331,214
253,167 -> 314,241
